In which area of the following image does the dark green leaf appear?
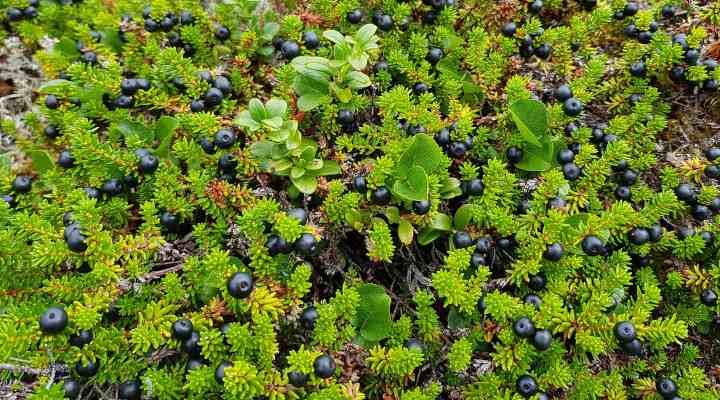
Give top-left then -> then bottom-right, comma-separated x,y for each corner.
509,99 -> 548,148
355,283 -> 392,343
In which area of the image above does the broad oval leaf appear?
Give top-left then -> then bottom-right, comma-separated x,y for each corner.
265,98 -> 287,118
398,219 -> 414,245
248,98 -> 266,121
291,174 -> 318,194
453,204 -> 476,230
509,99 -> 547,148
354,283 -> 392,343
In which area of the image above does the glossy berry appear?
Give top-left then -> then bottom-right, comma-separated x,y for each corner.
637,31 -> 653,44
562,163 -> 581,180
426,47 -> 443,64
44,125 -> 60,139
314,354 -> 336,378
65,228 -> 88,253
215,361 -> 232,383
172,319 -> 193,340
466,178 -> 484,196
75,360 -> 99,377
622,338 -> 643,356
529,0 -> 543,14
63,379 -> 81,399
102,178 -> 124,196
303,31 -> 320,49
706,147 -> 720,161
513,317 -> 535,338
475,237 -> 492,253
183,331 -> 201,356
448,142 -> 467,158
6,7 -> 23,21
205,87 -> 224,107
656,378 -> 678,399
295,233 -> 318,255
301,305 -> 319,328
413,200 -> 431,215
701,288 -> 718,307
614,320 -> 636,343
534,43 -> 551,59
435,129 -> 451,146
45,94 -> 59,109
629,228 -> 649,245
190,100 -> 205,112
692,204 -> 712,221
563,97 -> 583,116
525,294 -> 542,309
12,175 -> 31,193
372,187 -> 391,205
213,76 -> 232,94
557,149 -> 575,164
281,40 -> 301,59
58,150 -> 75,169
227,272 -> 254,299
581,235 -> 605,256
675,183 -> 698,204
629,61 -> 646,77
160,211 -> 180,233
377,14 -> 393,31
452,231 -> 474,249
501,22 -> 517,37
506,147 -> 523,164
516,375 -> 538,397
648,224 -> 662,242
347,9 -> 363,24
337,109 -> 354,125
39,306 -> 68,334
543,243 -> 563,261
705,165 -> 720,179
532,329 -> 552,351
288,371 -> 308,386
120,78 -> 139,96
69,330 -> 93,347
528,272 -> 546,291
470,253 -> 487,267
287,208 -> 307,224
555,84 -> 573,102
118,381 -> 141,400
138,155 -> 159,174
266,234 -> 290,256
214,26 -> 230,40
215,129 -> 236,149
353,176 -> 367,193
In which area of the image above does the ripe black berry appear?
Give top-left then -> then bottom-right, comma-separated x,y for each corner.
471,252 -> 487,267
215,361 -> 232,383
205,87 -> 224,107
288,371 -> 308,386
413,200 -> 431,215
532,329 -> 552,351
160,211 -> 180,233
661,5 -> 675,19
183,331 -> 201,356
303,31 -> 320,49
190,100 -> 205,112
301,305 -> 319,328
516,375 -> 538,397
12,175 -> 31,193
452,231 -> 474,249
554,84 -> 573,102
562,163 -> 581,180
227,271 -> 254,298
543,243 -> 563,261
506,147 -> 523,164
215,129 -> 237,149
75,360 -> 99,377
629,61 -> 646,77
266,234 -> 290,256
475,237 -> 492,253
118,381 -> 141,400
529,272 -> 546,291
69,330 -> 93,347
524,294 -> 542,309
63,379 -> 80,399
294,233 -> 318,256
353,176 -> 367,193
656,378 -> 678,399
214,76 -> 232,94
121,79 -> 139,96
347,9 -> 363,24
39,306 -> 68,334
435,129 -> 451,146
675,183 -> 697,204
692,204 -> 712,221
557,149 -> 574,164
65,227 -> 88,253
614,320 -> 636,343
172,319 -> 193,340
629,228 -> 649,245
513,317 -> 535,338
701,288 -> 718,307
501,22 -> 517,37
563,97 -> 583,116
372,187 -> 391,205
313,354 -> 336,378
45,94 -> 59,109
534,43 -> 551,59
215,26 -> 230,40
466,178 -> 484,196
377,14 -> 393,32
287,208 -> 307,224
581,235 -> 605,256
281,41 -> 301,59
405,338 -> 425,352
448,142 -> 467,158
138,154 -> 159,174
621,338 -> 643,356
337,109 -> 354,125
426,47 -> 443,64
637,31 -> 653,44
529,0 -> 543,14
102,178 -> 124,196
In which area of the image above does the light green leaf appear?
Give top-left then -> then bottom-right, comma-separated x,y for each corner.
398,220 -> 414,246
392,165 -> 428,201
265,98 -> 287,118
297,94 -> 325,111
454,204 -> 475,230
291,175 -> 318,194
262,22 -> 280,41
118,120 -> 154,143
262,116 -> 283,130
248,98 -> 266,121
290,167 -> 306,179
323,30 -> 345,44
509,99 -> 547,148
154,116 -> 177,157
235,110 -> 262,131
345,71 -> 371,89
355,283 -> 392,343
397,134 -> 445,174
355,24 -> 378,45
27,150 -> 55,173
418,228 -> 444,245
430,213 -> 452,231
